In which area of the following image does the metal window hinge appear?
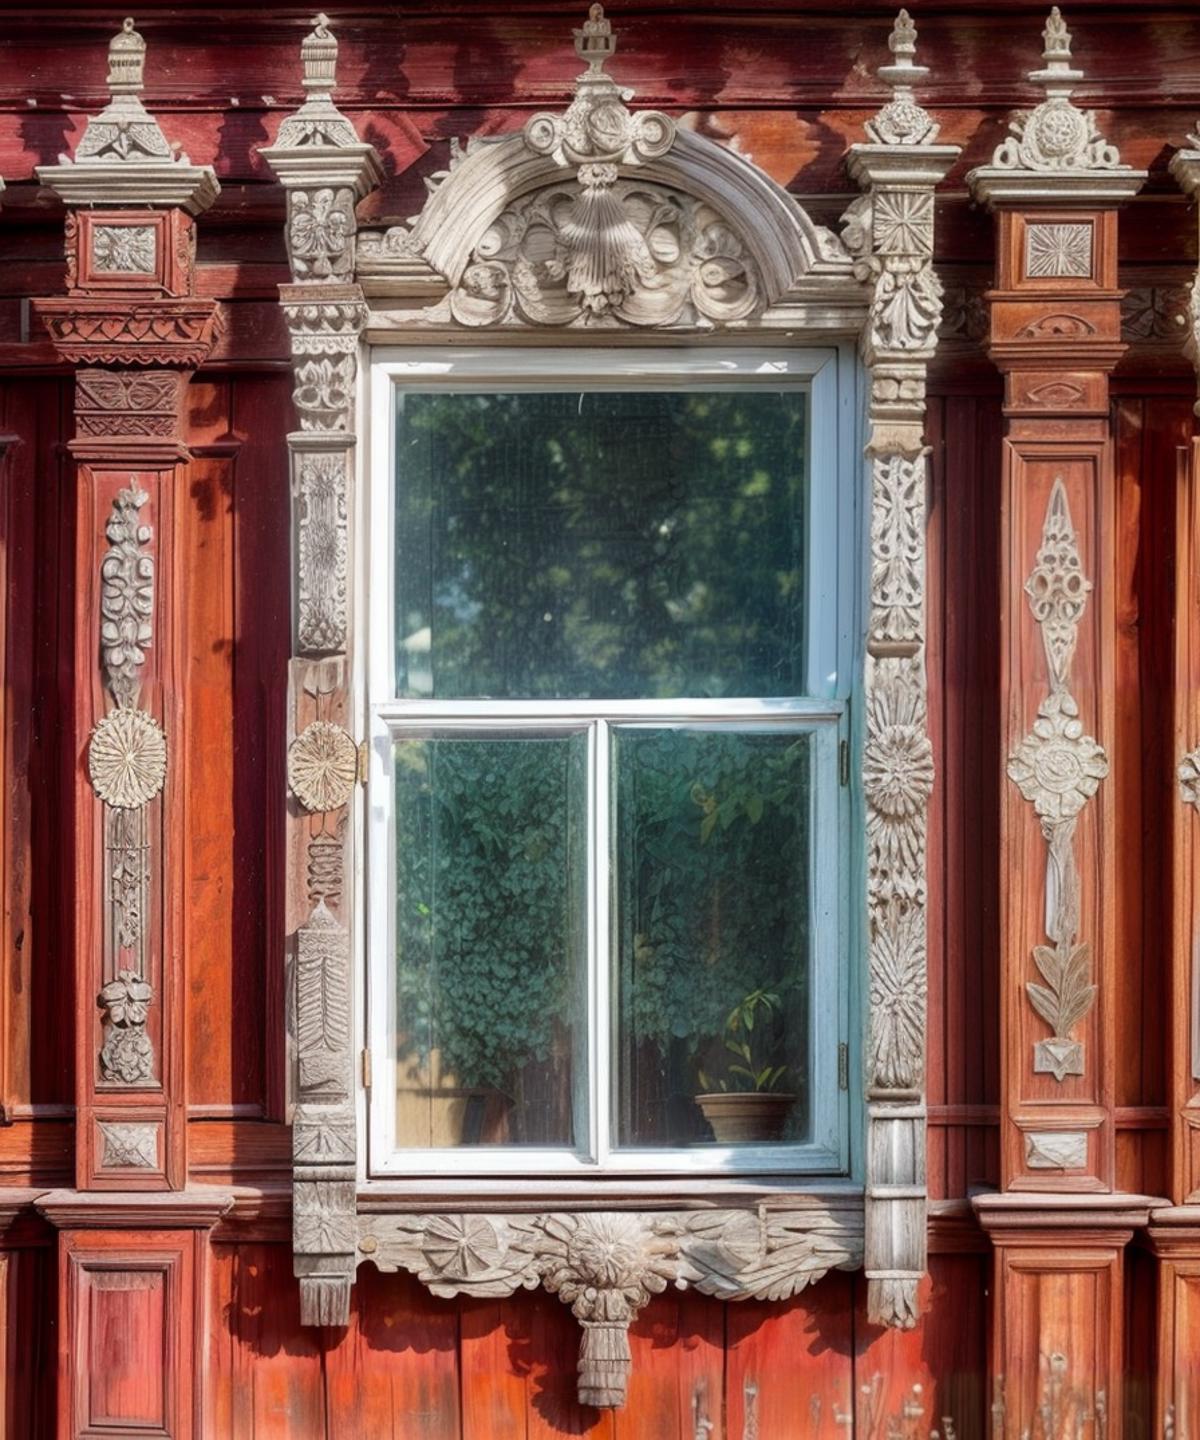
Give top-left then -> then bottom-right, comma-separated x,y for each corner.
361,1047 -> 372,1089
357,741 -> 370,786
838,1043 -> 849,1091
839,739 -> 850,787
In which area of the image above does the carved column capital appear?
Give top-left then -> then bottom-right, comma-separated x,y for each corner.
844,8 -> 959,1334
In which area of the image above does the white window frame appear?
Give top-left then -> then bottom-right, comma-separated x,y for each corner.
364,345 -> 860,1179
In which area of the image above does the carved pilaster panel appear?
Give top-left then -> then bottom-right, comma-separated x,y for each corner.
845,9 -> 959,1331
1168,150 -> 1200,1209
967,9 -> 1138,1201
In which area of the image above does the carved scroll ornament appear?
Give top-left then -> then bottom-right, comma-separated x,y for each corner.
359,1206 -> 861,1409
1008,480 -> 1105,1081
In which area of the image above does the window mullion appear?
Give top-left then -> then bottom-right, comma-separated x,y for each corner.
592,718 -> 611,1167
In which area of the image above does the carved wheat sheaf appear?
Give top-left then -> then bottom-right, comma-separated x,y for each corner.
296,901 -> 351,1098
1008,479 -> 1106,1081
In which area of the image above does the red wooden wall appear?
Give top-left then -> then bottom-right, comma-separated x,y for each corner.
0,1 -> 1193,1433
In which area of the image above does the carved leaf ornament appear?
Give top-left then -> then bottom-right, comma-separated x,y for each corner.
1007,479 -> 1106,1080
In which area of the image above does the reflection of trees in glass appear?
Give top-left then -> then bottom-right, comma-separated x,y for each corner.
395,390 -> 808,700
394,736 -> 586,1144
617,729 -> 810,1144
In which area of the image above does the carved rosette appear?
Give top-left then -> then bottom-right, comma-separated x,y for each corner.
1007,480 -> 1106,1083
359,1206 -> 862,1408
259,14 -> 380,1327
845,10 -> 959,1331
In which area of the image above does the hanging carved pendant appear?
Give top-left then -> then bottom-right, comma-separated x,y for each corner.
1008,479 -> 1106,1081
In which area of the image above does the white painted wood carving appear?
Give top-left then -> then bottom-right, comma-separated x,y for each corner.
968,9 -> 1144,209
845,10 -> 959,1331
270,3 -> 950,1365
260,14 -> 381,1328
358,1206 -> 862,1408
1008,479 -> 1106,1081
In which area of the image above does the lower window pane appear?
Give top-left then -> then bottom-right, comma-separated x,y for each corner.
613,727 -> 812,1148
393,733 -> 588,1149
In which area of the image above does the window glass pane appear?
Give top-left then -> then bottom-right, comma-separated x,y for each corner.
394,389 -> 808,700
613,727 -> 812,1148
393,733 -> 588,1148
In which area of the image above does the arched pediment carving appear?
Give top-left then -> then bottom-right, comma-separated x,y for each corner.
357,5 -> 853,328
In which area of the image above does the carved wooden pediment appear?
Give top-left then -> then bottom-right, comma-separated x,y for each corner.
357,5 -> 854,329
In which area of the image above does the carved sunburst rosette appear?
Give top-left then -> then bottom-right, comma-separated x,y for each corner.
288,720 -> 358,813
88,706 -> 167,809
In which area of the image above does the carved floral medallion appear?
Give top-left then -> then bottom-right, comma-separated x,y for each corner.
288,720 -> 358,813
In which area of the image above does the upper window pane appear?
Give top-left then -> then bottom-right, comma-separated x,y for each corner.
394,388 -> 809,700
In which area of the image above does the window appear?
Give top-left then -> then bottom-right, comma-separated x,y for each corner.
366,348 -> 857,1177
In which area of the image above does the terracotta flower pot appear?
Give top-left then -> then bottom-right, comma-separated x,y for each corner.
694,1091 -> 796,1144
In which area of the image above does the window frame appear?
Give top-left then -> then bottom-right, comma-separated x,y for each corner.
363,345 -> 861,1181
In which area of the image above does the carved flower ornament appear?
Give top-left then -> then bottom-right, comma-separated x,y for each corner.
288,721 -> 358,813
88,706 -> 167,809
538,1212 -> 682,1317
863,714 -> 935,819
1007,692 -> 1108,826
421,1214 -> 507,1283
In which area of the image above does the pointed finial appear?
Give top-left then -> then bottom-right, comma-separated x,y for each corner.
1029,5 -> 1083,96
865,9 -> 937,145
106,17 -> 146,97
888,9 -> 919,68
301,12 -> 338,95
1043,6 -> 1072,62
574,4 -> 616,78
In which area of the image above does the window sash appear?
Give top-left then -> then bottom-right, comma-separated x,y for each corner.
364,346 -> 858,1179
367,709 -> 847,1176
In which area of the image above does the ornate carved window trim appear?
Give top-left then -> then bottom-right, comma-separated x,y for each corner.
262,5 -> 957,1403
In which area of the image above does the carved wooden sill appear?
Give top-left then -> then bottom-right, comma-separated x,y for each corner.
354,1196 -> 863,1409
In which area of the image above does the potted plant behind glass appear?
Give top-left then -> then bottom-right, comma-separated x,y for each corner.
694,987 -> 796,1142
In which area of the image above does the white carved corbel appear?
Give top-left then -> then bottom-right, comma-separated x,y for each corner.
259,12 -> 381,1329
844,9 -> 959,1330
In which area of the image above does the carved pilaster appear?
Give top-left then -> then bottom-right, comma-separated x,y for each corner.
844,9 -> 959,1331
967,12 -> 1147,1435
32,18 -> 219,1192
967,3 -> 1144,1198
259,13 -> 380,1328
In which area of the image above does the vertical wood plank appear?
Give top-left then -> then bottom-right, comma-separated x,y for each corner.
725,1276 -> 854,1440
